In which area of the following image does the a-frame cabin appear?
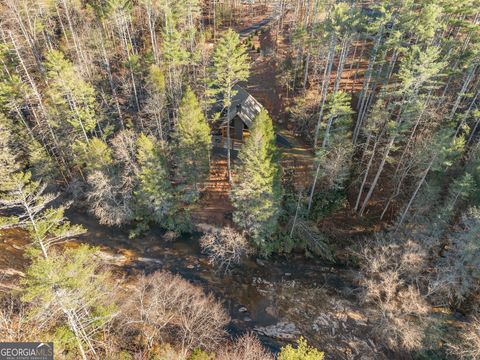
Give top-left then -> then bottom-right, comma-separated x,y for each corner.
212,84 -> 264,151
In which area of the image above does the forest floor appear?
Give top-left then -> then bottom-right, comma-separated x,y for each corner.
191,157 -> 233,226
247,26 -> 316,190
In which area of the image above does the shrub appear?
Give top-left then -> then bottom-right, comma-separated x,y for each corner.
447,317 -> 480,359
188,348 -> 215,360
278,337 -> 324,360
311,188 -> 346,221
0,294 -> 40,342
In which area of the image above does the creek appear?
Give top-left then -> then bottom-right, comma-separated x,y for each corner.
68,211 -> 361,354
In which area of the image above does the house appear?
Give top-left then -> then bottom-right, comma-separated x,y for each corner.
212,85 -> 290,154
211,84 -> 264,152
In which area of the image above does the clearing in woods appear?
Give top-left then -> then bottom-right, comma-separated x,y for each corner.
193,11 -> 317,226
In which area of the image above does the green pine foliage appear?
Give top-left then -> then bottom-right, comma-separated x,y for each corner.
209,28 -> 250,111
22,244 -> 116,356
162,27 -> 190,68
44,50 -> 98,141
2,167 -> 85,254
28,139 -> 58,182
320,91 -> 353,148
187,349 -> 215,360
22,245 -> 111,307
231,110 -> 282,254
73,137 -> 114,173
148,64 -> 166,94
0,117 -> 84,241
134,133 -> 177,234
396,45 -> 445,97
0,114 -> 19,186
279,337 -> 324,360
0,44 -> 25,114
174,87 -> 212,201
0,115 -> 21,229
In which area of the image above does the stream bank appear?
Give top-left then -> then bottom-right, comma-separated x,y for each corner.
71,211 -> 384,359
0,208 -> 387,359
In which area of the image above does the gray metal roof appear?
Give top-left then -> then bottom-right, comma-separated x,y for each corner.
222,85 -> 264,128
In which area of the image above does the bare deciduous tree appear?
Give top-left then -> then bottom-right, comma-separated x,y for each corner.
121,272 -> 229,356
217,333 -> 274,360
430,207 -> 480,308
358,239 -> 429,351
0,295 -> 42,342
87,170 -> 134,226
447,317 -> 480,360
200,227 -> 252,272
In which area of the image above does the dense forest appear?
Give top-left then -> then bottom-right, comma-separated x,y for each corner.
0,0 -> 479,359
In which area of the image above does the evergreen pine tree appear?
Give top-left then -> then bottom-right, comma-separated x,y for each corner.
73,137 -> 113,173
44,50 -> 97,142
1,114 -> 81,240
231,110 -> 282,254
134,133 -> 176,233
22,245 -> 116,360
174,87 -> 212,201
209,29 -> 250,181
28,139 -> 58,183
0,165 -> 85,257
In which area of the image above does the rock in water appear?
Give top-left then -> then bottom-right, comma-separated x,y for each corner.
254,322 -> 300,340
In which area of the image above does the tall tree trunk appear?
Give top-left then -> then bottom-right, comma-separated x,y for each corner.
307,159 -> 320,212
146,7 -> 159,65
395,157 -> 435,230
455,89 -> 479,137
226,88 -> 232,183
353,28 -> 384,144
99,33 -> 124,129
290,190 -> 302,237
450,64 -> 477,122
359,135 -> 395,216
61,0 -> 90,76
5,0 -> 45,74
354,132 -> 382,212
351,39 -> 366,92
302,52 -> 311,91
313,37 -> 335,148
333,37 -> 350,92
8,31 -> 60,152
